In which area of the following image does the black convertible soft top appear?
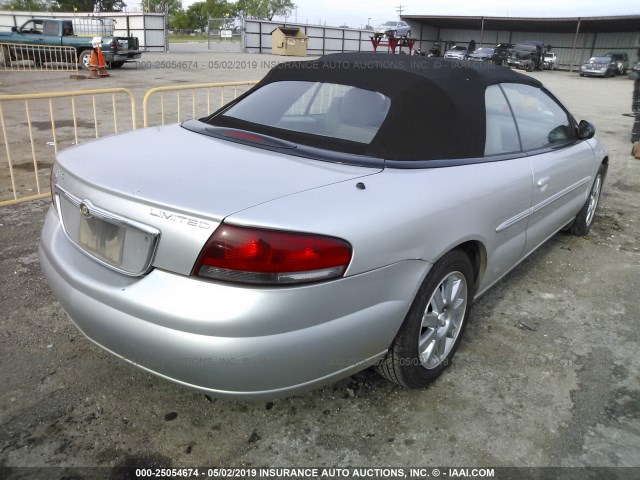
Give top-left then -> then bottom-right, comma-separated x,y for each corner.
205,53 -> 543,161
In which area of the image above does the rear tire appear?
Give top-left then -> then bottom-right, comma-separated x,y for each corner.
110,61 -> 125,69
570,164 -> 605,236
376,249 -> 474,388
78,49 -> 92,70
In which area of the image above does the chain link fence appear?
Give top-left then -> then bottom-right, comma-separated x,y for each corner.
207,17 -> 242,52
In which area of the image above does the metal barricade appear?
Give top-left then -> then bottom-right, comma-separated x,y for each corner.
1,81 -> 261,206
142,81 -> 258,128
0,88 -> 136,206
0,43 -> 79,73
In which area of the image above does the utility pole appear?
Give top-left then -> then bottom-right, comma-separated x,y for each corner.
396,4 -> 405,19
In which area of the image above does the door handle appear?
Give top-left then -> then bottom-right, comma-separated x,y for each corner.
537,177 -> 550,188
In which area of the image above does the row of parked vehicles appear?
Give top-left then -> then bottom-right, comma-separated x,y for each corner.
442,42 -> 552,71
439,41 -> 632,77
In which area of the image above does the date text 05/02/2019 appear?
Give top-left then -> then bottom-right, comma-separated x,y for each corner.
134,467 -> 496,478
130,60 -> 284,70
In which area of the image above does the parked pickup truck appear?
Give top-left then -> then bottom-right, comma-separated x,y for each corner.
0,18 -> 142,69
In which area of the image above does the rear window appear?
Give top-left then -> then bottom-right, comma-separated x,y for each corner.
221,81 -> 391,144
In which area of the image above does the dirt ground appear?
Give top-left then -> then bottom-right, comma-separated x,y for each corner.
0,52 -> 639,477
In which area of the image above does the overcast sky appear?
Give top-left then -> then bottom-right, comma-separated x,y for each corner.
218,0 -> 638,28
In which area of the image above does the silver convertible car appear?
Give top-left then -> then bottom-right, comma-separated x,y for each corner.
40,54 -> 608,399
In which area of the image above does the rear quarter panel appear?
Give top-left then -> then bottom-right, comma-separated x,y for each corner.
226,158 -> 535,293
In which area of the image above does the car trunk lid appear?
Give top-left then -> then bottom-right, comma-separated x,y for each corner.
53,123 -> 381,275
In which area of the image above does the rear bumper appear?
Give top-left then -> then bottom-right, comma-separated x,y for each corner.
39,207 -> 430,400
105,51 -> 142,62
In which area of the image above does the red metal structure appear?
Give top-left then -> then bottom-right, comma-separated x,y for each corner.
370,36 -> 416,54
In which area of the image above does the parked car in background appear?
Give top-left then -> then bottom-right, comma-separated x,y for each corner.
544,52 -> 558,70
508,43 -> 544,71
40,54 -> 608,400
580,56 -> 616,77
443,45 -> 469,60
374,20 -> 411,38
605,52 -> 629,75
494,43 -> 514,66
467,47 -> 496,62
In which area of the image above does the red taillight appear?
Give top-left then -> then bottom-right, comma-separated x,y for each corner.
110,40 -> 117,50
192,224 -> 352,285
223,131 -> 265,143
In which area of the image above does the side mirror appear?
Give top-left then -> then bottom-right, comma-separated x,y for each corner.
11,26 -> 17,33
578,120 -> 595,140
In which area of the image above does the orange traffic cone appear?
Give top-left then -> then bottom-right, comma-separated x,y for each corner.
97,47 -> 110,77
88,49 -> 99,79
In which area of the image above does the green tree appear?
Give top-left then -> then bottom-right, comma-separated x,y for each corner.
232,0 -> 294,20
185,1 -> 207,30
170,9 -> 191,29
53,0 -> 126,12
4,0 -> 126,11
201,0 -> 232,19
4,0 -> 49,10
181,0 -> 233,31
144,0 -> 182,15
264,0 -> 293,20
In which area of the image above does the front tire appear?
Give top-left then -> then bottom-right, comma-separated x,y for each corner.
376,249 -> 474,388
570,164 -> 605,236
